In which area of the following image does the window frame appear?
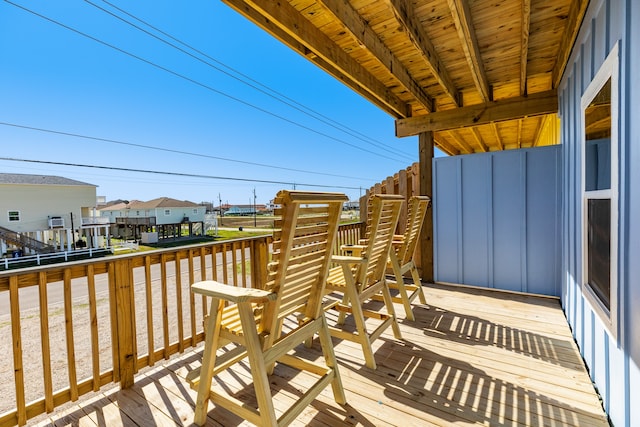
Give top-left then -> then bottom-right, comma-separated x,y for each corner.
8,210 -> 20,222
580,41 -> 619,338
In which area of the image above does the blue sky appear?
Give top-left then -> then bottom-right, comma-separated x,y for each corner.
0,0 -> 426,205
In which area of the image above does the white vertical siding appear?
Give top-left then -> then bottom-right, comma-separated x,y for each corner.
559,0 -> 640,425
433,146 -> 561,296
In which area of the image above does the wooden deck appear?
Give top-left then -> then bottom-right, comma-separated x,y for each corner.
30,283 -> 608,427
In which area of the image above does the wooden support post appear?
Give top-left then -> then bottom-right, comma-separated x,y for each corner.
251,238 -> 269,290
419,132 -> 434,282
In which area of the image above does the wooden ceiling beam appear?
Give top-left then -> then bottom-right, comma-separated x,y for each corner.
387,0 -> 460,107
491,123 -> 504,151
520,0 -> 531,96
395,90 -> 557,136
517,118 -> 523,148
447,0 -> 491,102
552,0 -> 590,87
318,0 -> 433,112
471,128 -> 488,152
222,0 -> 411,118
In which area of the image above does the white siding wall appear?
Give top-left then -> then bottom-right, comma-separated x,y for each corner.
559,0 -> 638,425
0,184 -> 96,232
433,146 -> 561,296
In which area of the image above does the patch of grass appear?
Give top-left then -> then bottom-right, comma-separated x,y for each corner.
212,229 -> 272,240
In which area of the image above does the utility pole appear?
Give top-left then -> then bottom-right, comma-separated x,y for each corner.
253,188 -> 257,227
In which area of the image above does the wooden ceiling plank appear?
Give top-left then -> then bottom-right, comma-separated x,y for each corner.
552,0 -> 590,87
387,0 -> 460,107
395,90 -> 557,136
446,131 -> 475,154
434,136 -> 459,155
532,115 -> 544,147
492,123 -> 504,151
517,118 -> 523,148
317,0 -> 433,112
471,128 -> 488,152
521,0 -> 531,96
446,0 -> 491,102
222,0 -> 411,118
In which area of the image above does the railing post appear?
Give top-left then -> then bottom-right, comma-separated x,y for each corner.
110,258 -> 136,388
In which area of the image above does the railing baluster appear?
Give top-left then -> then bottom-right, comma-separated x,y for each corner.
37,271 -> 54,412
175,252 -> 184,353
160,254 -> 169,360
108,262 -> 120,383
188,249 -> 197,347
63,269 -> 78,401
9,276 -> 26,426
144,256 -> 154,366
231,242 -> 238,287
240,240 -> 247,288
87,265 -> 100,392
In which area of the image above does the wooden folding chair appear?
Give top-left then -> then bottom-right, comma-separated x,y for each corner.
386,195 -> 431,321
323,193 -> 404,369
188,190 -> 348,426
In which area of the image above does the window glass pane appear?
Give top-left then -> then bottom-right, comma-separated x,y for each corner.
584,79 -> 611,191
8,211 -> 20,221
587,198 -> 611,310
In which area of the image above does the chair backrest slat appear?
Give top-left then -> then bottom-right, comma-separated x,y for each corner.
357,194 -> 404,287
267,190 -> 347,324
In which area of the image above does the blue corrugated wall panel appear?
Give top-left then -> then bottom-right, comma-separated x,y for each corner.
433,145 -> 561,296
558,0 -> 640,425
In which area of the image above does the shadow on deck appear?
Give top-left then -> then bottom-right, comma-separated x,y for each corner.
32,282 -> 608,427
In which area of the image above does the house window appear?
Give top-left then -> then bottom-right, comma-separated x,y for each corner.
8,211 -> 20,222
581,42 -> 619,337
193,209 -> 198,214
164,209 -> 171,216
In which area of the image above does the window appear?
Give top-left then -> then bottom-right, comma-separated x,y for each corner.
164,209 -> 171,216
193,208 -> 198,214
8,211 -> 20,222
581,42 -> 619,337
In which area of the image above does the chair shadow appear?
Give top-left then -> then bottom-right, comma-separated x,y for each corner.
410,296 -> 584,370
359,338 -> 597,426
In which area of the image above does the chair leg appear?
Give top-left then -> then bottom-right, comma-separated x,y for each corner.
380,281 -> 402,340
410,265 -> 427,305
237,303 -> 278,426
194,298 -> 224,426
317,315 -> 347,405
347,285 -> 376,369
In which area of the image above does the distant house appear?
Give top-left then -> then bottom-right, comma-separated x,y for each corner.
221,203 -> 268,216
0,173 -> 108,255
99,197 -> 206,241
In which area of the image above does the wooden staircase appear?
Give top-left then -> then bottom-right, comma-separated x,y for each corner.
0,225 -> 57,254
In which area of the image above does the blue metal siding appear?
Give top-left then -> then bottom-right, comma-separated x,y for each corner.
433,146 -> 561,296
558,0 -> 640,425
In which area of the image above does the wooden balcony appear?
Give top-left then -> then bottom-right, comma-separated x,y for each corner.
0,223 -> 607,426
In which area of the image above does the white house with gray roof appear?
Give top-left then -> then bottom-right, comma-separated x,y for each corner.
98,197 -> 206,241
0,173 -> 107,255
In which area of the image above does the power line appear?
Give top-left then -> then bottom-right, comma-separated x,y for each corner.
4,0 -> 412,164
0,121 -> 377,181
0,156 -> 364,190
89,0 -> 415,161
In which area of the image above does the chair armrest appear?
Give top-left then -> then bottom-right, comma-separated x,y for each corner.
192,280 -> 276,303
332,255 -> 366,265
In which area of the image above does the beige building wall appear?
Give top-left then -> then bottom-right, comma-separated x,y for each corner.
0,183 -> 97,233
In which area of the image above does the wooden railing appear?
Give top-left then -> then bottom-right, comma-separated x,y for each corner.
0,223 -> 362,426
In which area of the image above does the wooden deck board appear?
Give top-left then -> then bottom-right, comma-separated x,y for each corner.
30,283 -> 608,427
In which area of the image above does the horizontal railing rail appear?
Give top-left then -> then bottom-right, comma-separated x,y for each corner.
0,222 -> 362,426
